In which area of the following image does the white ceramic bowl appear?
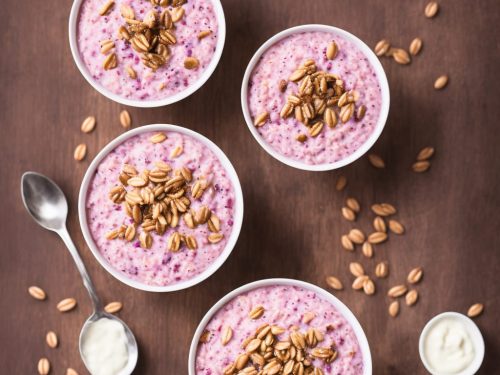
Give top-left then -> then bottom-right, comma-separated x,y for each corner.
241,24 -> 390,171
78,124 -> 244,292
68,0 -> 226,107
419,312 -> 485,375
188,278 -> 372,374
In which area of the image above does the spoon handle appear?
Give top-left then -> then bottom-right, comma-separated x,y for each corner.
57,227 -> 103,313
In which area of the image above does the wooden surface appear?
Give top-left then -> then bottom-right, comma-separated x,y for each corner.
1,0 -> 499,373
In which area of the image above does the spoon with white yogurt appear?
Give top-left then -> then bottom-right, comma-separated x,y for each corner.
21,172 -> 138,375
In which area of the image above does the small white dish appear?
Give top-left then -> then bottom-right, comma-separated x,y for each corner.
78,124 -> 244,292
241,24 -> 390,171
188,278 -> 372,374
419,312 -> 485,375
68,0 -> 226,107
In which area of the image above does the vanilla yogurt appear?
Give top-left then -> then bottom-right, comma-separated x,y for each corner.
196,285 -> 363,374
77,0 -> 219,101
247,31 -> 383,165
86,131 -> 236,286
423,316 -> 475,374
81,318 -> 129,375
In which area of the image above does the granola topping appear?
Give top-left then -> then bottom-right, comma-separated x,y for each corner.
219,322 -> 337,374
106,159 -> 221,251
275,56 -> 367,142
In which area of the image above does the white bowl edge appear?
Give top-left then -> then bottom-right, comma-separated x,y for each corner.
68,0 -> 226,107
240,24 -> 390,171
78,124 -> 244,292
188,278 -> 372,374
418,312 -> 485,375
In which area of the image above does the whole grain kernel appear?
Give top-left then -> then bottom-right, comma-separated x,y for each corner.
81,116 -> 96,133
341,206 -> 356,221
388,301 -> 399,317
221,326 -> 233,345
104,301 -> 123,314
208,233 -> 224,244
373,216 -> 387,233
66,369 -> 79,375
254,112 -> 269,127
296,134 -> 307,143
412,160 -> 431,172
392,48 -> 411,65
362,242 -> 373,258
103,53 -> 118,70
335,175 -> 347,191
28,286 -> 47,300
198,30 -> 212,39
57,298 -> 77,312
434,75 -> 449,90
150,132 -> 167,143
352,275 -> 368,290
405,290 -> 419,306
374,39 -> 390,56
326,41 -> 338,60
388,219 -> 405,234
425,1 -> 439,18
346,197 -> 360,213
409,37 -> 423,56
119,110 -> 131,129
74,144 -> 87,161
368,232 -> 388,244
349,262 -> 365,277
249,305 -> 265,319
417,146 -> 435,161
38,358 -> 50,375
348,229 -> 365,244
375,261 -> 389,278
126,65 -> 137,79
46,331 -> 58,348
325,276 -> 343,290
467,303 -> 484,318
99,0 -> 115,16
371,203 -> 397,216
388,285 -> 408,298
184,57 -> 199,69
363,278 -> 376,295
341,235 -> 354,251
368,153 -> 385,168
407,267 -> 423,284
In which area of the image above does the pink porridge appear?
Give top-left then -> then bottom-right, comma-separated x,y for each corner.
86,131 -> 236,286
247,31 -> 383,165
77,0 -> 219,101
196,285 -> 364,374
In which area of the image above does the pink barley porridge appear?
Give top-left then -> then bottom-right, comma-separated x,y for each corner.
77,0 -> 219,101
247,31 -> 383,165
196,285 -> 364,374
86,131 -> 236,286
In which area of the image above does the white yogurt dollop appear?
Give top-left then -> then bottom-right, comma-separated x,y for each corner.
81,318 -> 129,375
424,317 -> 475,374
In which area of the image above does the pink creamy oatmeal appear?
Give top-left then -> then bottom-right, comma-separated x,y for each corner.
86,131 -> 235,286
196,285 -> 364,374
77,0 -> 219,101
247,31 -> 382,165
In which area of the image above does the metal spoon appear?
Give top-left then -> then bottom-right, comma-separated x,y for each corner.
21,171 -> 138,374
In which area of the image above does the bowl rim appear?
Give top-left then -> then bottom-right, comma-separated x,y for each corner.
418,311 -> 485,375
77,124 -> 244,292
68,0 -> 226,108
240,24 -> 390,171
188,278 -> 372,374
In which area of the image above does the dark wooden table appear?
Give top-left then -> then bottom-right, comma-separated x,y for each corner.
1,0 -> 499,373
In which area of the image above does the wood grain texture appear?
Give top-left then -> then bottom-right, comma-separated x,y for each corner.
1,0 -> 499,374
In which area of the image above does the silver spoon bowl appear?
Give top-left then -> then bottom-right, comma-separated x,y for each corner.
21,171 -> 138,374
